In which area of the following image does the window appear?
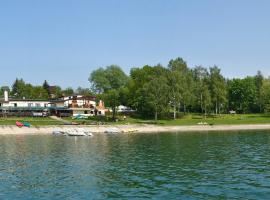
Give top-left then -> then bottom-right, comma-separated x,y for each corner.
35,103 -> 41,107
28,103 -> 33,107
14,103 -> 17,107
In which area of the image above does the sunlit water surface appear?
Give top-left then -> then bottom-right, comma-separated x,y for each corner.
1,131 -> 270,199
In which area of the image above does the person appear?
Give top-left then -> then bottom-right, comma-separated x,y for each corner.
123,115 -> 126,120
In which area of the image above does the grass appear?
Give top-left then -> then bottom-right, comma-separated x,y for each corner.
1,114 -> 270,126
0,117 -> 64,126
65,113 -> 270,126
155,114 -> 270,126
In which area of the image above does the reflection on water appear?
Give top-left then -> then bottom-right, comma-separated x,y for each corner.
1,131 -> 270,199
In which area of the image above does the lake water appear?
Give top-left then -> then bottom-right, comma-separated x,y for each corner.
1,131 -> 270,199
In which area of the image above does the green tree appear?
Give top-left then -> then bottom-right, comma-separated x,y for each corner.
255,71 -> 264,112
42,80 -> 50,95
11,78 -> 26,98
144,76 -> 169,120
76,87 -> 92,96
261,78 -> 270,113
0,86 -> 10,96
193,66 -> 211,116
167,58 -> 188,119
228,77 -> 257,113
209,66 -> 227,114
31,86 -> 49,99
62,87 -> 74,96
89,65 -> 128,120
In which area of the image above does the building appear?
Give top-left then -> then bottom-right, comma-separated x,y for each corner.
0,91 -> 106,117
117,105 -> 135,114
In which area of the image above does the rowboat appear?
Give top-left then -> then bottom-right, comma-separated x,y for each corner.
16,121 -> 24,127
52,128 -> 93,137
23,122 -> 31,127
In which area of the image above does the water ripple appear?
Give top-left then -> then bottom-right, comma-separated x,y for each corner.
1,131 -> 270,199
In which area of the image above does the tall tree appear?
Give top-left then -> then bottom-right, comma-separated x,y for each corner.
255,71 -> 264,112
261,78 -> 270,112
228,77 -> 257,113
193,66 -> 211,115
42,80 -> 50,96
209,66 -> 227,114
89,65 -> 128,120
167,58 -> 193,118
11,78 -> 26,98
144,76 -> 169,120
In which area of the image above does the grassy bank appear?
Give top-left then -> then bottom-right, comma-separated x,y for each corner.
1,114 -> 270,126
0,117 -> 63,126
68,114 -> 270,126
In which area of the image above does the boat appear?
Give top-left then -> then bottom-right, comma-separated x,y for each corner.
52,129 -> 66,135
53,128 -> 93,137
23,122 -> 31,127
16,121 -> 24,127
66,128 -> 93,136
104,127 -> 121,134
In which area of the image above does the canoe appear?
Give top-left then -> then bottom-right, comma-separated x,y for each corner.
16,121 -> 24,127
23,122 -> 31,128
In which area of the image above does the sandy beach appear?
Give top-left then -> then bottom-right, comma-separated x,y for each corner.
1,124 -> 270,135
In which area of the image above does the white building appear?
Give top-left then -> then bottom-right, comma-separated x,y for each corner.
0,91 -> 50,108
0,91 -> 106,117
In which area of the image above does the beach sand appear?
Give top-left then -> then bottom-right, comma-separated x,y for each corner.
1,124 -> 270,135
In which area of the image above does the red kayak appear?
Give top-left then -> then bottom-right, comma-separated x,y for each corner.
16,121 -> 24,127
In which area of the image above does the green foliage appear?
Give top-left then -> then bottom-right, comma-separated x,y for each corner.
89,65 -> 128,93
228,77 -> 257,113
75,87 -> 92,96
261,79 -> 270,112
128,65 -> 169,119
2,57 -> 270,122
209,66 -> 227,114
11,78 -> 49,99
62,87 -> 74,96
89,65 -> 128,120
144,76 -> 169,120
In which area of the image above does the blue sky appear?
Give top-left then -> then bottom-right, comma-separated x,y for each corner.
1,0 -> 270,88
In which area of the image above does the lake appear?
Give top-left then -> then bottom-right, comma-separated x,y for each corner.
1,131 -> 270,199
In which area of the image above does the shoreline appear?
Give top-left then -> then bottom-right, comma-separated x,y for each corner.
1,124 -> 270,135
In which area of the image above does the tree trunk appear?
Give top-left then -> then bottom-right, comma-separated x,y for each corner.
173,101 -> 176,120
215,101 -> 218,115
112,98 -> 116,121
200,93 -> 203,115
184,104 -> 186,115
155,108 -> 158,121
112,106 -> 116,121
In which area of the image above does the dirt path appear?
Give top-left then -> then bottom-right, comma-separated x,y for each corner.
49,116 -> 71,124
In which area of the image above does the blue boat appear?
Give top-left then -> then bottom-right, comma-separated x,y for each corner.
23,122 -> 31,128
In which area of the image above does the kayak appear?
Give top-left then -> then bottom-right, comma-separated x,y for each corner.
23,122 -> 31,128
16,121 -> 24,127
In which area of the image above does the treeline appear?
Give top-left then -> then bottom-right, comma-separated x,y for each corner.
0,79 -> 91,99
89,57 -> 270,120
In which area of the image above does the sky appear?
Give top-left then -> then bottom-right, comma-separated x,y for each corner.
0,0 -> 270,88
